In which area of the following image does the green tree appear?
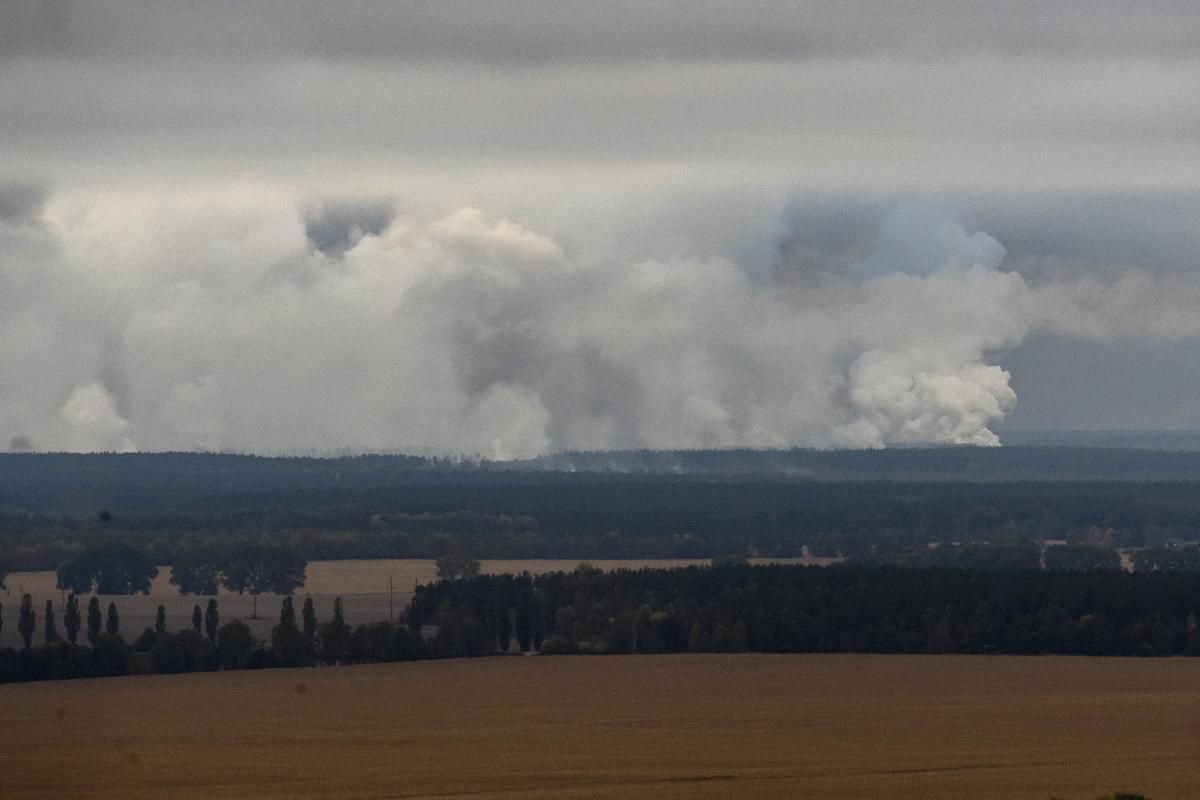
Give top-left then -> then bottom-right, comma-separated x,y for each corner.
302,597 -> 317,639
515,592 -> 534,651
93,633 -> 131,677
431,605 -> 492,658
731,620 -> 749,652
64,594 -> 81,644
220,543 -> 307,619
318,597 -> 351,665
1044,544 -> 1121,572
151,629 -> 210,674
531,591 -> 545,651
56,542 -> 159,595
169,546 -> 223,595
605,612 -> 634,654
496,603 -> 511,652
302,596 -> 318,659
279,595 -> 296,628
87,597 -> 102,644
216,619 -> 254,669
44,600 -> 58,644
17,594 -> 35,649
633,605 -> 654,652
155,605 -> 166,635
191,604 -> 203,633
271,596 -> 306,666
204,598 -> 219,643
435,544 -> 480,581
106,602 -> 120,636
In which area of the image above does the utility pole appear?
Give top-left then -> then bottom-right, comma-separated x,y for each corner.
389,574 -> 394,622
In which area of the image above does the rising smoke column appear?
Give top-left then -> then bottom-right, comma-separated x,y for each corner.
1,189 -> 1192,455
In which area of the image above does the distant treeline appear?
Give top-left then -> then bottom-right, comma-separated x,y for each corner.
7,563 -> 1200,685
7,477 -> 1200,570
5,449 -> 1200,514
413,563 -> 1200,658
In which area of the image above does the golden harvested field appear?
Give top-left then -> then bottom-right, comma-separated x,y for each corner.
1,654 -> 1197,799
0,558 -> 826,649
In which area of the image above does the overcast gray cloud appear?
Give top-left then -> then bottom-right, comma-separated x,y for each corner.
5,1 -> 1200,62
1,2 -> 1199,452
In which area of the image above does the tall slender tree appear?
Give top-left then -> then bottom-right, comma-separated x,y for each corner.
64,593 -> 81,644
155,605 -> 166,635
272,596 -> 305,666
318,597 -> 351,664
301,596 -> 318,663
279,595 -> 296,628
44,600 -> 58,644
18,594 -> 35,649
106,601 -> 120,636
192,605 -> 203,633
87,597 -> 102,644
531,591 -> 545,651
204,598 -> 219,643
516,592 -> 534,652
496,602 -> 511,652
302,597 -> 317,640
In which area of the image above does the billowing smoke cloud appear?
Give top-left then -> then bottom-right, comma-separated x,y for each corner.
304,199 -> 396,257
58,382 -> 136,453
1,188 -> 1197,456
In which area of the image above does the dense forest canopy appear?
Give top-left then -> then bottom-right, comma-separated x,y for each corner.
2,449 -> 1200,572
3,446 -> 1200,513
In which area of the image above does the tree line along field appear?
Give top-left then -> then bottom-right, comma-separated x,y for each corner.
0,654 -> 1191,799
9,470 -> 1200,575
0,557 -> 820,649
9,561 -> 1200,689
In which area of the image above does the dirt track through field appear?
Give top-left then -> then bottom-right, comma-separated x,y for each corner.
1,654 -> 1197,799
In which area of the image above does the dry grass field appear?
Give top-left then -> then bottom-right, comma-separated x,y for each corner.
0,558 -> 824,649
1,654 -> 1196,799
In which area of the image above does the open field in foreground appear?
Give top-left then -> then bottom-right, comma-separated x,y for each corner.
0,557 -> 826,649
1,654 -> 1197,799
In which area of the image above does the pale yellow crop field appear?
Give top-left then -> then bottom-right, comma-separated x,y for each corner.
0,558 -> 823,648
1,654 -> 1195,799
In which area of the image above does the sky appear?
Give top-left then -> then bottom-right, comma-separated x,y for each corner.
2,1 -> 1199,455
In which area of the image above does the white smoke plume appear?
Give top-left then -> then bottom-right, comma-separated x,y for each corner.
1,189 -> 1196,456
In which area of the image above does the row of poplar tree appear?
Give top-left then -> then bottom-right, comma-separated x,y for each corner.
0,592 -> 445,684
3,594 -> 126,648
